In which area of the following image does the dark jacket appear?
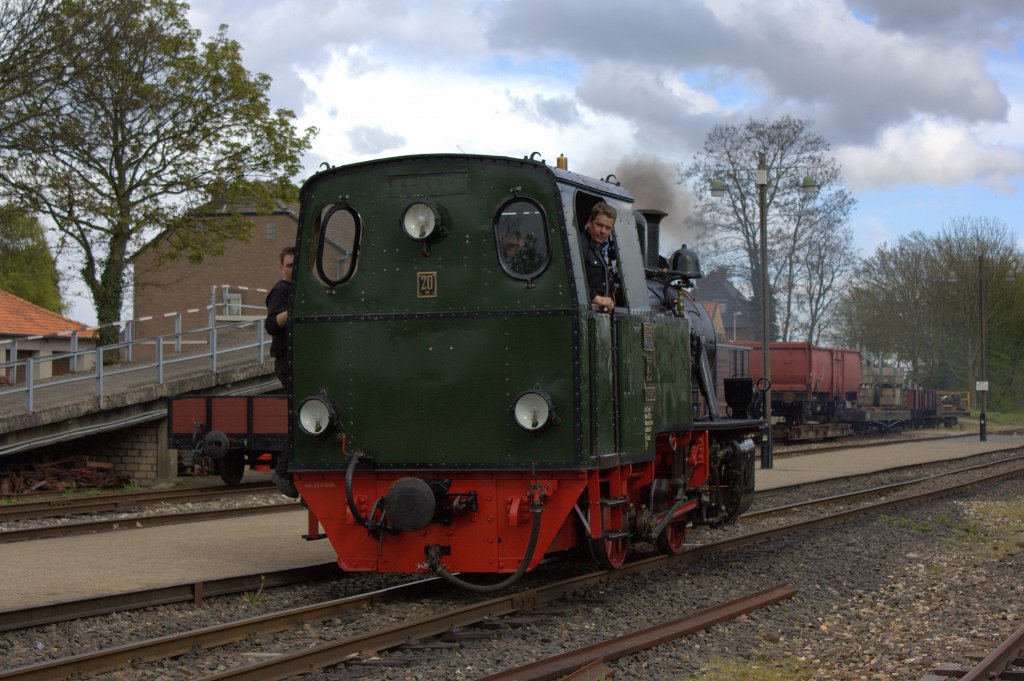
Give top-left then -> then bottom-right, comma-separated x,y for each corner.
265,279 -> 291,360
581,233 -> 612,302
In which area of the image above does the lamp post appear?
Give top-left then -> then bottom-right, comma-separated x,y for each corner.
951,253 -> 1010,442
711,152 -> 818,470
755,154 -> 773,468
732,311 -> 743,341
978,254 -> 988,442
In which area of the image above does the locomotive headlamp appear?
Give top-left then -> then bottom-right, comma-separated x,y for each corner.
401,201 -> 441,241
513,390 -> 556,431
297,396 -> 338,437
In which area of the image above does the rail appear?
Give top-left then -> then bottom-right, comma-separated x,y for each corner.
959,621 -> 1024,681
9,458 -> 1020,681
0,289 -> 273,415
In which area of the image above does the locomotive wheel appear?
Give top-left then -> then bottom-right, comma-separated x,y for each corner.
650,480 -> 687,555
218,451 -> 245,486
655,521 -> 686,555
719,441 -> 756,520
589,505 -> 630,569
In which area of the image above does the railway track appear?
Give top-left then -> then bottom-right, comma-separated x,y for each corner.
471,584 -> 798,681
0,562 -> 342,633
921,622 -> 1024,680
2,452 -> 1022,680
778,426 -> 1023,455
5,441 -> 1019,545
776,428 -> 974,456
0,483 -> 295,543
0,482 -> 275,521
0,501 -> 298,543
749,448 -> 1024,514
2,449 -> 1021,632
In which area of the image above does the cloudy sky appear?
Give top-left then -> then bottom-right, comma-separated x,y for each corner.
70,0 -> 1024,324
188,0 -> 1024,251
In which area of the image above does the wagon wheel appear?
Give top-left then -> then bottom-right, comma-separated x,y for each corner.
588,504 -> 630,569
218,451 -> 245,486
650,479 -> 687,555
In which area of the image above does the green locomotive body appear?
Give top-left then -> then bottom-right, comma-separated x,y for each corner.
289,153 -> 759,587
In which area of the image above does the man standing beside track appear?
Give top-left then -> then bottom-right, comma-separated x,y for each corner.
266,246 -> 299,498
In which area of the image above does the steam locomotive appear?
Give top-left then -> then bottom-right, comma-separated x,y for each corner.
286,153 -> 762,590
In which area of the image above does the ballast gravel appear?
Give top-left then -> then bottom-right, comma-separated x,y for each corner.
0,448 -> 1021,681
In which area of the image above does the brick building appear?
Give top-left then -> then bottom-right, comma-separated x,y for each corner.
131,203 -> 299,357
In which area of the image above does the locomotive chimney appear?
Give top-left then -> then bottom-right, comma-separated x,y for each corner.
639,209 -> 667,270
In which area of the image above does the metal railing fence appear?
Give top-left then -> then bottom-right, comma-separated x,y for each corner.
0,300 -> 271,414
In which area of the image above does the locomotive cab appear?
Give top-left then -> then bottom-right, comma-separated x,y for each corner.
288,153 -> 760,588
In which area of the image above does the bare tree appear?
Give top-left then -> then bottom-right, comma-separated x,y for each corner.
683,116 -> 856,344
795,220 -> 859,344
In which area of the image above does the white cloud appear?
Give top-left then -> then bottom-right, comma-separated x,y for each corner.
186,0 -> 1024,233
836,117 -> 1024,193
294,46 -> 635,173
977,56 -> 1024,148
491,0 -> 1011,146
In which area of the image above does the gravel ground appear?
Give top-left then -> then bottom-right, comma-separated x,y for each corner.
0,449 -> 1021,681
616,477 -> 1024,681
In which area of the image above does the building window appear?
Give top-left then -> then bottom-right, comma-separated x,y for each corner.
265,222 -> 276,240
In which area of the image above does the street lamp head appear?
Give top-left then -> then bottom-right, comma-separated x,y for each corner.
710,179 -> 726,198
800,174 -> 819,194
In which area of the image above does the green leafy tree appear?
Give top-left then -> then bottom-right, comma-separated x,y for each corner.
836,232 -> 945,382
932,217 -> 1024,410
683,116 -> 857,344
0,205 -> 63,312
838,217 -> 1024,410
0,0 -> 316,343
0,0 -> 79,141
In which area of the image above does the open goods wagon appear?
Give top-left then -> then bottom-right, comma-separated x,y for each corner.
168,395 -> 287,484
737,341 -> 860,438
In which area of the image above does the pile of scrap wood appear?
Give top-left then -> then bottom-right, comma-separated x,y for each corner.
0,457 -> 130,496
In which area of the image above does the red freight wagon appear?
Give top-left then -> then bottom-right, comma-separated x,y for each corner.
735,342 -> 860,424
168,395 -> 287,485
904,387 -> 953,427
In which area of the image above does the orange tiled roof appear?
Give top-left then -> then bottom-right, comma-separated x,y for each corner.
0,289 -> 93,337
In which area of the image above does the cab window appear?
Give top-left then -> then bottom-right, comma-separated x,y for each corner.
574,193 -> 627,308
312,204 -> 361,286
494,199 -> 549,279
